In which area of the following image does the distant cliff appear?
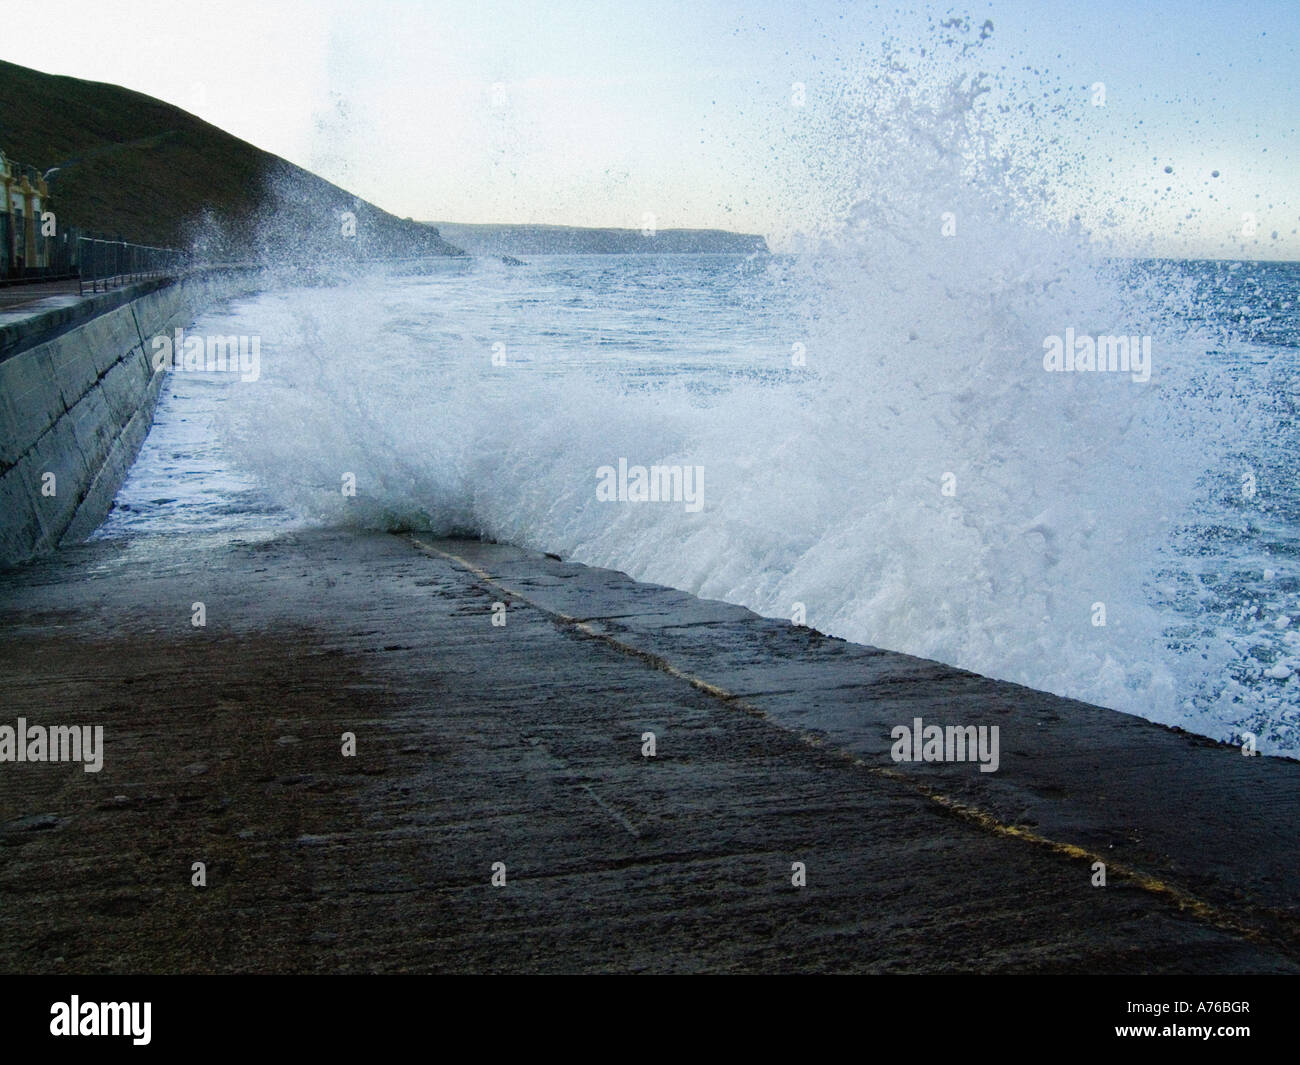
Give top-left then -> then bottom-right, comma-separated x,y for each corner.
0,59 -> 462,260
429,222 -> 768,256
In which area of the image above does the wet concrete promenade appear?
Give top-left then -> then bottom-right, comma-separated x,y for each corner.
0,529 -> 1296,973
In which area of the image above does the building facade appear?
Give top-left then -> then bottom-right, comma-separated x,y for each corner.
1,149 -> 52,277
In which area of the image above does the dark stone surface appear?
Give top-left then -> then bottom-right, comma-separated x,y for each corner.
0,529 -> 1295,973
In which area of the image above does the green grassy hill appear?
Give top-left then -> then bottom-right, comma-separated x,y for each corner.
0,59 -> 461,259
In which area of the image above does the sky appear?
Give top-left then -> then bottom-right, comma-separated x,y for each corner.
4,0 -> 1298,258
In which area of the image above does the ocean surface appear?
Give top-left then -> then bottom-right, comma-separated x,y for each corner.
96,251 -> 1300,758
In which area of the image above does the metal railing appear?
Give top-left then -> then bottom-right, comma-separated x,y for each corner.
1,222 -> 185,291
75,237 -> 184,294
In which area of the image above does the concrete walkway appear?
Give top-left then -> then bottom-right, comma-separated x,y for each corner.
0,279 -> 82,315
0,528 -> 1296,973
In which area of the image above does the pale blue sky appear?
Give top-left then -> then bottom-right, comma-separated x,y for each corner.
7,0 -> 1298,257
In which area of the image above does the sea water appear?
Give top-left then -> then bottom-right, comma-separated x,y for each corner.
95,32 -> 1300,758
95,251 -> 1300,758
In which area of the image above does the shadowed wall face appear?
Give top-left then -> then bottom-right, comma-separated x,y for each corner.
0,273 -> 257,565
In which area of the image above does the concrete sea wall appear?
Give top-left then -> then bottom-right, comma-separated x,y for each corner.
0,269 -> 260,565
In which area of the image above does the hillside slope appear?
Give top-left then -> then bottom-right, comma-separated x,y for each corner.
429,222 -> 769,255
0,60 -> 461,260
